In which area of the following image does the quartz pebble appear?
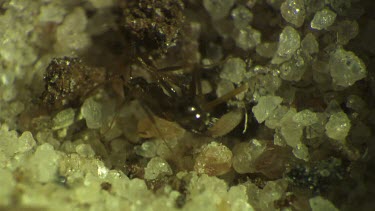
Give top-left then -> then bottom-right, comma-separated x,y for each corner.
17,131 -> 37,153
334,20 -> 359,45
0,0 -> 39,66
232,139 -> 266,174
52,108 -> 75,130
76,144 -> 96,158
233,26 -> 262,50
253,74 -> 283,96
306,112 -> 328,139
279,52 -> 306,81
256,42 -> 278,58
280,108 -> 303,148
81,97 -> 103,129
293,109 -> 318,126
203,0 -> 235,20
26,143 -> 60,183
220,57 -> 246,84
231,5 -> 253,29
194,142 -> 232,176
265,105 -> 289,129
0,169 -> 15,205
293,143 -> 309,161
134,141 -> 157,158
245,179 -> 288,210
329,47 -> 366,87
259,179 -> 288,208
252,95 -> 283,123
280,0 -> 306,27
309,196 -> 339,211
325,111 -> 351,142
184,173 -> 253,210
216,79 -> 235,98
2,85 -> 17,102
55,7 -> 91,53
311,8 -> 337,30
0,129 -> 36,157
144,157 -> 173,180
227,185 -> 254,211
38,3 -> 66,23
301,33 -> 319,55
272,26 -> 300,64
89,0 -> 114,9
346,95 -> 367,112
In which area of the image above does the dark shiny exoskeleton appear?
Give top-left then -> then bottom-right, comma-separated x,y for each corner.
124,74 -> 210,133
